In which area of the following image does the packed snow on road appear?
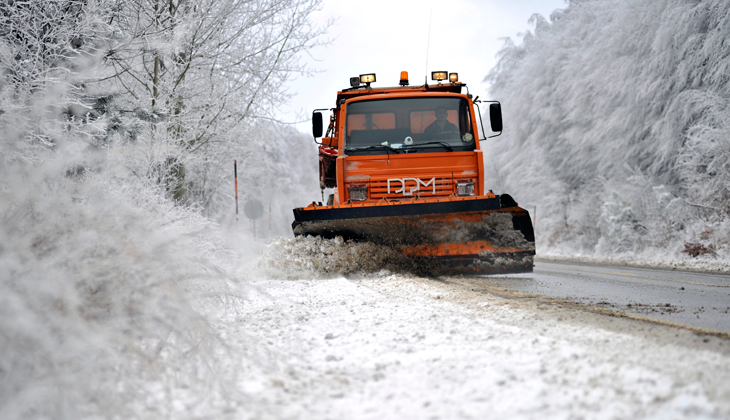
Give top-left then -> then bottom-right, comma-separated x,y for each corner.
201,236 -> 730,419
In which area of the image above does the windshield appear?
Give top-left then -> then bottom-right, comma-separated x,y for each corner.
344,97 -> 475,155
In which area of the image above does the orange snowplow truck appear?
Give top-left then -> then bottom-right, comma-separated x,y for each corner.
292,71 -> 535,274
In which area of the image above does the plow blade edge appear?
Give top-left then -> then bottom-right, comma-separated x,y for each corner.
292,197 -> 535,275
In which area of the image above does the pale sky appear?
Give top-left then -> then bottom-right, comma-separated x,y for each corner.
278,0 -> 567,133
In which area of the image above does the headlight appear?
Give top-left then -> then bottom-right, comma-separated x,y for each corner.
456,180 -> 474,196
348,184 -> 368,201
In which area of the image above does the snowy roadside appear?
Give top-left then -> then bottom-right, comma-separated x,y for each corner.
537,252 -> 730,274
220,248 -> 730,419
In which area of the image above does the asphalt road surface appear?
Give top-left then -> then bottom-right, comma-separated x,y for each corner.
458,259 -> 730,334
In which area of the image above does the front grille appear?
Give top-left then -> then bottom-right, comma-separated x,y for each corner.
370,177 -> 453,199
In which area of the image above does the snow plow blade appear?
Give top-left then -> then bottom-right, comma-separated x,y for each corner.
292,196 -> 535,275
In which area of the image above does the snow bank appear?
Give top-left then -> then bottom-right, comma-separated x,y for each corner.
0,159 -> 254,418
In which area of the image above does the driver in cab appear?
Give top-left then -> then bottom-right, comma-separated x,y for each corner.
423,107 -> 458,140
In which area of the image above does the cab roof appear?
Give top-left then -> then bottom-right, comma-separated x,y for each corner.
336,82 -> 465,104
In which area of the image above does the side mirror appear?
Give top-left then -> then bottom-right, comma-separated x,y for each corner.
312,111 -> 323,139
489,103 -> 503,132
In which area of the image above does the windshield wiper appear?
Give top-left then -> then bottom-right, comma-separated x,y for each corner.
345,145 -> 404,154
409,142 -> 453,152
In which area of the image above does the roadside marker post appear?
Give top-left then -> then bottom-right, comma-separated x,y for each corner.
234,161 -> 239,229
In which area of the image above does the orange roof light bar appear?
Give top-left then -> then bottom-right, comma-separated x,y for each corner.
431,71 -> 448,81
399,71 -> 409,86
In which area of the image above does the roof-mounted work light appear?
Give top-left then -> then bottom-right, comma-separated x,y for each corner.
449,72 -> 459,82
350,77 -> 360,87
431,71 -> 448,82
359,73 -> 376,85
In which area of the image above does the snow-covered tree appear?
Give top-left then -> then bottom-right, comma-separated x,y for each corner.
104,0 -> 330,213
484,0 -> 730,259
0,0 -> 112,162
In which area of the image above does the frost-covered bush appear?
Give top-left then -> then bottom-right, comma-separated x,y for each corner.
484,0 -> 730,262
0,2 -> 285,417
0,169 -> 247,418
678,91 -> 730,215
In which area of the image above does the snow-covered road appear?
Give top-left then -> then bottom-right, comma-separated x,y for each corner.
224,264 -> 730,419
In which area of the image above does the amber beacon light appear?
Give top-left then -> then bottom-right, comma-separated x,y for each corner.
449,72 -> 459,82
399,71 -> 409,86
